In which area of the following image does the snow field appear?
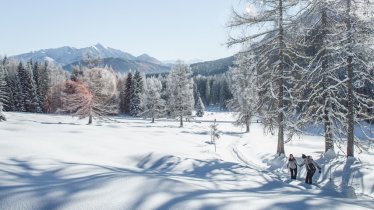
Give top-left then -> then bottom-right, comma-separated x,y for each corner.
0,112 -> 373,210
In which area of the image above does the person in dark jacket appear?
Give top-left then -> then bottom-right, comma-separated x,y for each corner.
299,154 -> 321,184
287,154 -> 298,180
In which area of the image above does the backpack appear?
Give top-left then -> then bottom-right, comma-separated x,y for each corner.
307,157 -> 316,171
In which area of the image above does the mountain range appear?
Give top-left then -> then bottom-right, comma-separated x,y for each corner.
10,43 -> 234,75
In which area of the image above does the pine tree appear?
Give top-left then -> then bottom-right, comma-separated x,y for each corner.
12,70 -> 25,112
3,67 -> 15,112
0,64 -> 7,121
141,77 -> 165,122
118,76 -> 126,114
32,61 -> 43,112
205,79 -> 211,105
219,76 -> 232,110
123,72 -> 133,114
39,62 -> 50,111
166,61 -> 194,127
129,71 -> 144,117
195,92 -> 205,117
18,61 -> 41,113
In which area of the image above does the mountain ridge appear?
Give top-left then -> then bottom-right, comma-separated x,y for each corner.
9,44 -> 235,75
10,43 -> 163,66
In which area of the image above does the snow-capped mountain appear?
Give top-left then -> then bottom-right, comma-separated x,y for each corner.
10,43 -> 162,66
9,44 -> 235,76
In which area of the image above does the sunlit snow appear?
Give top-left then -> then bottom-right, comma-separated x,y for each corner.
0,112 -> 373,210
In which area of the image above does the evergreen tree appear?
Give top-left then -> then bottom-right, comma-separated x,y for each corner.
3,67 -> 15,112
130,71 -> 144,117
219,77 -> 232,110
123,72 -> 133,114
205,78 -> 211,105
18,61 -> 41,113
12,69 -> 25,112
39,62 -> 50,112
166,61 -> 194,127
32,61 -> 45,111
118,76 -> 127,114
195,92 -> 205,117
0,64 -> 7,121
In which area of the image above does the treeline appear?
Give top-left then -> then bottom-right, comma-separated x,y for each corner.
0,57 -> 68,114
0,57 -> 233,124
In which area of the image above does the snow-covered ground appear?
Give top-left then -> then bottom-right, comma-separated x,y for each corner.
0,112 -> 373,210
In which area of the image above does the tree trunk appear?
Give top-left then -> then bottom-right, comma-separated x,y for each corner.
346,0 -> 354,157
321,6 -> 334,152
180,115 -> 183,127
88,114 -> 92,125
276,0 -> 285,155
246,116 -> 250,133
151,117 -> 155,123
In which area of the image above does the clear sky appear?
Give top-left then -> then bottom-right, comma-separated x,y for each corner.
0,0 -> 240,61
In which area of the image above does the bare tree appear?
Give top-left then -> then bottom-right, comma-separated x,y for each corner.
227,0 -> 306,155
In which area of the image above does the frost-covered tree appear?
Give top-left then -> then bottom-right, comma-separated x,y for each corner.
0,64 -> 7,121
45,82 -> 65,113
294,0 -> 346,153
141,77 -> 165,122
205,79 -> 211,105
18,61 -> 41,113
123,72 -> 133,115
59,68 -> 118,124
228,0 -> 306,155
342,0 -> 374,157
167,61 -> 194,127
130,71 -> 144,117
296,0 -> 374,156
118,76 -> 127,114
229,51 -> 259,133
195,92 -> 205,117
33,61 -> 50,111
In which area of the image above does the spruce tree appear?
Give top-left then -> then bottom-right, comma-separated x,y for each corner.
12,69 -> 25,112
0,64 -> 7,121
130,71 -> 144,117
123,72 -> 133,115
18,61 -> 41,113
195,93 -> 205,117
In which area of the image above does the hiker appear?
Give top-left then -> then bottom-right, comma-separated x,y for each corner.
299,154 -> 321,184
287,154 -> 298,180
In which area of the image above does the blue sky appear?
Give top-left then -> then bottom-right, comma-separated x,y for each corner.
0,0 -> 240,61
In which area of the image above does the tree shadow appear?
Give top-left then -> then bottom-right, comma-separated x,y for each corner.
1,155 -> 373,210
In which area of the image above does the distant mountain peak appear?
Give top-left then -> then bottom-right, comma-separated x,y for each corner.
136,53 -> 163,65
92,43 -> 107,50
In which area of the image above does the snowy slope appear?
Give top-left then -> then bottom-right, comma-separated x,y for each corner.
0,112 -> 373,210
